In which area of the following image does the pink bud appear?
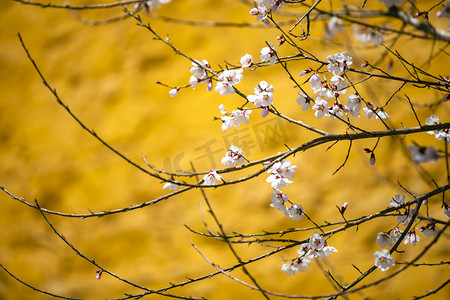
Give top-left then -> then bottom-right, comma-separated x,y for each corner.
361,61 -> 369,68
341,202 -> 348,214
96,269 -> 103,280
207,79 -> 213,91
261,107 -> 269,118
369,153 -> 376,165
299,69 -> 311,76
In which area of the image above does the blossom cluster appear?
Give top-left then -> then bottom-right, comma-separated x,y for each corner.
215,69 -> 243,96
298,51 -> 390,120
221,145 -> 245,167
265,159 -> 305,222
249,0 -> 283,25
426,115 -> 449,143
281,233 -> 337,275
218,104 -> 252,131
247,81 -> 274,117
372,191 -> 444,271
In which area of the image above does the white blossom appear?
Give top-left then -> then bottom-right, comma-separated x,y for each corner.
266,159 -> 297,189
327,51 -> 352,75
281,257 -> 311,275
309,233 -> 325,250
220,108 -> 252,131
218,104 -> 227,115
260,42 -> 277,65
376,232 -> 394,248
221,146 -> 245,167
287,204 -> 304,221
202,171 -> 222,185
347,94 -> 362,117
389,194 -> 405,208
190,59 -> 209,79
215,69 -> 243,96
270,189 -> 289,215
391,227 -> 403,243
163,182 -> 180,191
404,230 -> 421,246
312,97 -> 329,119
353,24 -> 384,46
396,207 -> 416,226
408,145 -> 439,164
330,75 -> 347,94
425,115 -> 450,143
215,81 -> 234,96
418,226 -> 438,238
309,73 -> 322,91
240,53 -> 253,68
250,3 -> 270,25
324,16 -> 344,39
297,243 -> 312,257
169,88 -> 179,97
296,92 -> 311,111
218,69 -> 243,86
374,249 -> 395,271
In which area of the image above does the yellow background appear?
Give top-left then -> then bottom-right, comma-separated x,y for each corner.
0,0 -> 449,299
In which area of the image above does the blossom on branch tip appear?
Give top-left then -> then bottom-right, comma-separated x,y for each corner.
250,3 -> 270,26
169,88 -> 179,97
260,43 -> 277,65
202,171 -> 222,186
374,249 -> 395,271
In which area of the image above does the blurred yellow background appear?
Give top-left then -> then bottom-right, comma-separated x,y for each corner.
0,0 -> 449,299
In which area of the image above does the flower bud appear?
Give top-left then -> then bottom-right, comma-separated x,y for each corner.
96,269 -> 103,280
